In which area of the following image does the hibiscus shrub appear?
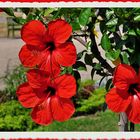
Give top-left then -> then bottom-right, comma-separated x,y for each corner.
3,8 -> 140,129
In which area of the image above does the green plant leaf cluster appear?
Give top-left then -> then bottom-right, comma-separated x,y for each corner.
0,100 -> 37,131
75,87 -> 106,115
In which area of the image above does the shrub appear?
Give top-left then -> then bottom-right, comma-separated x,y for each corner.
75,87 -> 106,116
0,100 -> 37,131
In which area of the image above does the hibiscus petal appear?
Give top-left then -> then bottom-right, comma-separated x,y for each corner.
40,50 -> 60,77
126,93 -> 140,124
137,68 -> 140,86
21,20 -> 46,50
53,42 -> 76,67
106,88 -> 131,112
54,74 -> 76,98
51,96 -> 75,122
27,69 -> 49,90
47,19 -> 72,45
19,45 -> 42,68
31,97 -> 53,125
113,64 -> 138,91
16,82 -> 40,108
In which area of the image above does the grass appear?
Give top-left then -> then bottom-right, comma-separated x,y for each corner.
33,110 -> 140,131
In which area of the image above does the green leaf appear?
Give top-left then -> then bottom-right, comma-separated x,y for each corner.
94,63 -> 101,70
79,8 -> 91,26
105,49 -> 120,61
106,18 -> 118,26
3,8 -> 14,16
128,29 -> 136,36
91,68 -> 95,80
134,15 -> 140,22
44,8 -> 56,16
73,61 -> 87,71
121,52 -> 130,64
67,67 -> 73,74
136,28 -> 140,36
101,34 -> 111,51
106,10 -> 114,20
26,14 -> 35,21
105,79 -> 113,91
127,48 -> 134,53
70,21 -> 81,31
84,53 -> 94,65
13,18 -> 26,25
73,70 -> 81,83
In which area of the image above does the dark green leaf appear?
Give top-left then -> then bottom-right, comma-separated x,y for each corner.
105,78 -> 113,92
26,14 -> 35,21
101,34 -> 111,51
91,68 -> 95,80
3,8 -> 14,16
79,8 -> 91,26
84,53 -> 94,65
73,61 -> 87,71
77,50 -> 87,60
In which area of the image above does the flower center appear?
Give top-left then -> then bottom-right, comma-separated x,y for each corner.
45,86 -> 56,96
128,83 -> 140,95
46,42 -> 55,51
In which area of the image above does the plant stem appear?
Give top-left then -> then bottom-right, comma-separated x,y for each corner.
90,30 -> 114,74
130,122 -> 135,131
118,112 -> 128,131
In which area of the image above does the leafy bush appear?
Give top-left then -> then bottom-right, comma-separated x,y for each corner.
73,79 -> 106,116
0,100 -> 37,131
3,65 -> 27,100
76,87 -> 106,115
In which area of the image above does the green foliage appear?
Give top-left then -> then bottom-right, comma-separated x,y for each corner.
0,100 -> 37,131
76,87 -> 106,114
73,61 -> 87,71
79,8 -> 92,26
3,65 -> 27,99
101,33 -> 111,51
105,49 -> 120,61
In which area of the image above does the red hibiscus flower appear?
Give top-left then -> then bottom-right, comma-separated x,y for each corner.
16,69 -> 76,125
106,64 -> 140,124
19,19 -> 76,77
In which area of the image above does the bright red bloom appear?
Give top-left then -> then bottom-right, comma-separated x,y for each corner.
16,69 -> 76,125
106,64 -> 140,124
19,19 -> 76,76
